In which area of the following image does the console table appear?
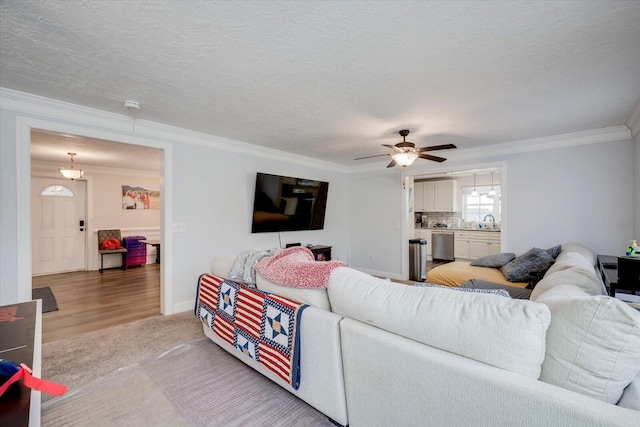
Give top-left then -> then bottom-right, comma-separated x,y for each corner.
0,300 -> 42,427
597,254 -> 640,297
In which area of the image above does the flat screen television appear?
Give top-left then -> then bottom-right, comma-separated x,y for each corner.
251,172 -> 329,233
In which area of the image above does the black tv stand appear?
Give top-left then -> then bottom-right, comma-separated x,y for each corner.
308,245 -> 332,261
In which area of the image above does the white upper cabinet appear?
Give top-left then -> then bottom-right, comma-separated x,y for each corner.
414,180 -> 458,212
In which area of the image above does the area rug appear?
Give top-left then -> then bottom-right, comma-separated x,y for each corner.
41,338 -> 333,426
32,286 -> 58,313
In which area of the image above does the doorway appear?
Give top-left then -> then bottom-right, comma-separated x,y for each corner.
16,116 -> 174,317
31,177 -> 87,275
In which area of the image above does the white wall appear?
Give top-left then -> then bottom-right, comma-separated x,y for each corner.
170,141 -> 349,307
347,170 -> 404,277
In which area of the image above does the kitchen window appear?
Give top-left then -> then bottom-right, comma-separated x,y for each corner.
462,185 -> 501,222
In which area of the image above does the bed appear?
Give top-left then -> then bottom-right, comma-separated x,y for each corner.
425,261 -> 528,288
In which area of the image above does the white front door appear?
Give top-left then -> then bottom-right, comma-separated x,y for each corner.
31,177 -> 86,275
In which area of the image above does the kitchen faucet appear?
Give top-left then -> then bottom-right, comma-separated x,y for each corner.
483,214 -> 496,229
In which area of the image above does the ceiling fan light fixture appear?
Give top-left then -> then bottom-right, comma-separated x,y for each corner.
59,152 -> 84,180
392,152 -> 418,167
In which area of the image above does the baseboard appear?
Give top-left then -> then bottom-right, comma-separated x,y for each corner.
173,300 -> 194,314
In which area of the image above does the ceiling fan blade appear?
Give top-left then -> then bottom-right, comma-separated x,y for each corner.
354,153 -> 391,160
418,153 -> 447,163
417,144 -> 457,152
381,144 -> 396,149
386,159 -> 397,168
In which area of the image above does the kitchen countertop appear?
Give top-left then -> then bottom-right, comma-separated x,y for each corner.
415,227 -> 500,231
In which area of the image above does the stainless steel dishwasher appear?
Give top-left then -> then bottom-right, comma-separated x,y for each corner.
432,230 -> 454,261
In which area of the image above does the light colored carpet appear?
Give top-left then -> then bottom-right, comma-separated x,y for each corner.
41,311 -> 203,403
41,311 -> 334,426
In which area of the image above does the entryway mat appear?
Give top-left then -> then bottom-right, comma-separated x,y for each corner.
32,286 -> 59,313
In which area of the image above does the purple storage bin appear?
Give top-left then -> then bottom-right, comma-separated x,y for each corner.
123,235 -> 147,267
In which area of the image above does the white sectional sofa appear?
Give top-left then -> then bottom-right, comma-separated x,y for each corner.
204,244 -> 640,426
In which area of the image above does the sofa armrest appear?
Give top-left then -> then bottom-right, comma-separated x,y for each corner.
339,318 -> 640,426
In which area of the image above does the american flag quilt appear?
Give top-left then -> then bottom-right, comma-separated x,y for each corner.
194,274 -> 309,389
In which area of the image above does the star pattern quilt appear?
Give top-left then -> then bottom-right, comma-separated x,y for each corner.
195,274 -> 308,389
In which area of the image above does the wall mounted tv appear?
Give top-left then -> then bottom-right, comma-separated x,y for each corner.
251,172 -> 329,233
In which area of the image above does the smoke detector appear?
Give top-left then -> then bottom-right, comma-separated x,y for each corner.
124,100 -> 140,110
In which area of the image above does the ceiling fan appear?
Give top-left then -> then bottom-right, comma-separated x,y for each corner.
354,130 -> 457,168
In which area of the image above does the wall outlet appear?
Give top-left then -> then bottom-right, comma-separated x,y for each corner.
173,222 -> 187,233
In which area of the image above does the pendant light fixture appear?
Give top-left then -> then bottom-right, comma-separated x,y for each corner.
59,152 -> 84,180
471,173 -> 479,196
488,172 -> 497,196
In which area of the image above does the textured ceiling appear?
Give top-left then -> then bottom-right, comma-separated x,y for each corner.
2,1 -> 640,167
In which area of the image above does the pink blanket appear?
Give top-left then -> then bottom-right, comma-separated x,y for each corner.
254,246 -> 345,288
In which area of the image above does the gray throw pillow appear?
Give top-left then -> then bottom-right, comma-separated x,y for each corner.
546,244 -> 562,259
500,248 -> 556,282
470,252 -> 516,268
415,282 -> 511,298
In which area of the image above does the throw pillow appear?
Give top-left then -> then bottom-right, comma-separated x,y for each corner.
500,248 -> 555,283
415,282 -> 511,298
536,284 -> 640,404
546,244 -> 562,259
470,252 -> 516,268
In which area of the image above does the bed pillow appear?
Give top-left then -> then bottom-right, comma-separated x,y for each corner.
470,252 -> 516,268
501,248 -> 556,283
415,282 -> 511,298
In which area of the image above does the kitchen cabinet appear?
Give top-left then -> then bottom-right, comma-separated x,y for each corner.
414,180 -> 458,212
454,230 -> 501,260
454,230 -> 470,259
414,229 -> 432,257
469,231 -> 501,259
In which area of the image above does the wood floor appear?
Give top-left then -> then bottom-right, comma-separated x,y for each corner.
32,264 -> 161,344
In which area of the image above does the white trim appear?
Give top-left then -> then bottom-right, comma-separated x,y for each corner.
173,300 -> 195,314
627,101 -> 640,138
15,116 -> 175,314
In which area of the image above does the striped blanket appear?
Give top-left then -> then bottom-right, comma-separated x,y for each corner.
195,274 -> 308,389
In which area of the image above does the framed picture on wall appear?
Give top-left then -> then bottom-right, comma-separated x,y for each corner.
122,185 -> 160,210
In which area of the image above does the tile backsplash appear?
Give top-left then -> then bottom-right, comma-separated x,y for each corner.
415,212 -> 463,228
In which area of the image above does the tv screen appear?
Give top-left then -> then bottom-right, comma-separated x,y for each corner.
251,172 -> 329,233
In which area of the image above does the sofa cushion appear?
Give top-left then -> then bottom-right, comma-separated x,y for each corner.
501,248 -> 556,283
328,267 -> 550,379
535,284 -> 640,404
256,273 -> 331,311
470,252 -> 516,268
558,242 -> 596,266
618,371 -> 640,410
530,252 -> 604,300
210,256 -> 236,277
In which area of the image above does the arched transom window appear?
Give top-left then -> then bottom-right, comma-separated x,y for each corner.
41,185 -> 74,197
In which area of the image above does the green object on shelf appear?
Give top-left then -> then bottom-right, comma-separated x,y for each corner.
626,246 -> 636,257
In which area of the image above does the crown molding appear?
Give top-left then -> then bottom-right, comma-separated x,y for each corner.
627,100 -> 640,138
2,87 -> 632,176
0,87 -> 349,174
